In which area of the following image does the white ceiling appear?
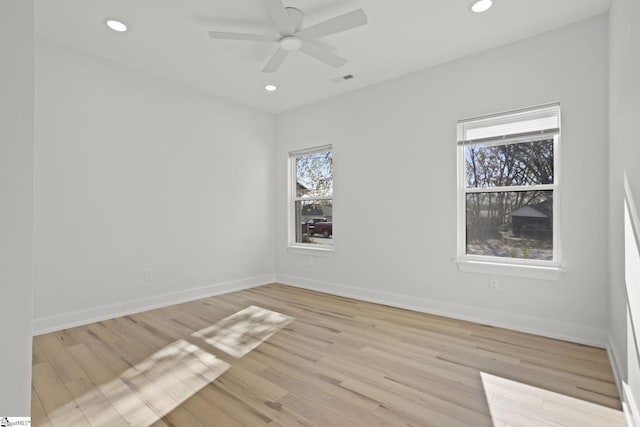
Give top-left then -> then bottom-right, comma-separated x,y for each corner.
36,0 -> 611,113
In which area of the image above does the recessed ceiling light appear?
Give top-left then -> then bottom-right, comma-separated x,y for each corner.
471,0 -> 493,13
264,84 -> 278,92
105,19 -> 128,32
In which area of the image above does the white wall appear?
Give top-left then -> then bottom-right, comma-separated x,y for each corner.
0,0 -> 35,415
609,0 -> 640,421
275,16 -> 609,345
33,40 -> 275,333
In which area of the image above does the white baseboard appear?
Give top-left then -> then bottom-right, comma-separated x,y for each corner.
609,334 -> 640,427
624,382 -> 640,427
277,274 -> 608,347
32,274 -> 275,335
608,338 -> 630,425
608,337 -> 625,401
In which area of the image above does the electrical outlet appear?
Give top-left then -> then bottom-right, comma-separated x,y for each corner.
306,257 -> 313,267
488,278 -> 500,291
144,267 -> 153,281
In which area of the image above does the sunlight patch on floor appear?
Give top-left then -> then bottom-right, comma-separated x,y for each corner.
480,372 -> 626,427
48,339 -> 230,426
192,305 -> 294,358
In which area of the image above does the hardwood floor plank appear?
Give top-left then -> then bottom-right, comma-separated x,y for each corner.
341,377 -> 476,426
260,368 -> 391,427
98,376 -> 168,426
32,283 -> 625,426
249,351 -> 374,411
36,334 -> 88,385
31,388 -> 52,427
541,399 -> 627,427
63,328 -> 131,374
177,392 -> 245,427
214,372 -> 318,426
277,393 -> 356,427
31,362 -> 91,427
65,378 -> 129,427
32,339 -> 48,366
160,406 -> 208,427
66,344 -> 117,385
483,372 -> 626,423
471,324 -> 607,361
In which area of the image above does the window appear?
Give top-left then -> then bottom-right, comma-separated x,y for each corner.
289,145 -> 333,249
457,104 -> 561,272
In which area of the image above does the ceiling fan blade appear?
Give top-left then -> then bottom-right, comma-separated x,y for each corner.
263,47 -> 290,73
208,31 -> 280,42
264,0 -> 294,35
286,7 -> 304,33
299,43 -> 346,68
297,9 -> 367,39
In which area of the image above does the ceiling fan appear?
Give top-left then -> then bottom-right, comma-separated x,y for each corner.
208,0 -> 368,73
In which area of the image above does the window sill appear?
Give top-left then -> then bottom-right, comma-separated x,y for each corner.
455,259 -> 564,280
286,245 -> 334,257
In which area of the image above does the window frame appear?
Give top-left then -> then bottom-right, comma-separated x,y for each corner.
287,145 -> 334,252
455,104 -> 563,277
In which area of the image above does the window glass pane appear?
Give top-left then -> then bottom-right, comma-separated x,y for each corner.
294,200 -> 333,245
465,139 -> 554,188
296,151 -> 333,198
466,190 -> 552,260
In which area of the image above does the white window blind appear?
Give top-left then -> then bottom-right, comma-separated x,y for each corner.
457,103 -> 560,145
289,144 -> 332,159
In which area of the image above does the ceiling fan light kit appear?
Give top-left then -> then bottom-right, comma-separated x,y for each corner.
280,36 -> 302,51
208,0 -> 368,73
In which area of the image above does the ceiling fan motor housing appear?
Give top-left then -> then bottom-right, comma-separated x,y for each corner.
280,36 -> 302,51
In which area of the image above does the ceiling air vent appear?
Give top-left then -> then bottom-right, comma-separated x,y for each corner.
333,74 -> 355,84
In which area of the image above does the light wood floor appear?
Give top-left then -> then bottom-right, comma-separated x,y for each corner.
32,284 -> 626,426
